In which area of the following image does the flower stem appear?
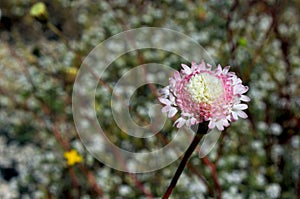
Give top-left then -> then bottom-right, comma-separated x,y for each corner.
162,123 -> 208,199
46,22 -> 73,51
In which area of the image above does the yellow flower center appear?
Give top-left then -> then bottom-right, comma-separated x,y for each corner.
186,73 -> 224,104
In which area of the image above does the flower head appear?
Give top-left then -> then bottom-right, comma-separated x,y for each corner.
159,61 -> 250,131
64,149 -> 83,166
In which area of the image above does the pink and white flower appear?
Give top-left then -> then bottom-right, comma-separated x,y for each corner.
159,61 -> 250,131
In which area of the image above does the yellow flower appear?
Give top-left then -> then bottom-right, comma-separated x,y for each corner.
64,149 -> 82,166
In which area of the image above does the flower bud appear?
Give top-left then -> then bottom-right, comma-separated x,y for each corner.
30,2 -> 48,23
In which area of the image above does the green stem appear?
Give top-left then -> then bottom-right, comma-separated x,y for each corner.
47,22 -> 72,50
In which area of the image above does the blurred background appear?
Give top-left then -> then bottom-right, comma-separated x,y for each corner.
0,0 -> 299,198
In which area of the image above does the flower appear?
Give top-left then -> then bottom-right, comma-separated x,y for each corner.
159,61 -> 250,131
64,149 -> 83,166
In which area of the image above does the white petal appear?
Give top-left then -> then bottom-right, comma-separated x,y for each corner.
234,85 -> 246,95
168,107 -> 178,118
206,63 -> 212,69
169,93 -> 176,103
174,71 -> 181,80
208,121 -> 216,129
181,112 -> 192,117
237,111 -> 248,119
186,118 -> 196,127
232,111 -> 238,120
160,86 -> 170,95
162,106 -> 170,113
175,118 -> 185,128
242,86 -> 249,94
216,122 -> 224,131
159,98 -> 171,105
190,117 -> 197,125
232,77 -> 242,86
185,119 -> 190,127
226,115 -> 233,122
223,66 -> 230,74
233,104 -> 248,110
240,95 -> 250,102
215,64 -> 222,74
222,119 -> 230,127
199,61 -> 206,69
181,64 -> 191,74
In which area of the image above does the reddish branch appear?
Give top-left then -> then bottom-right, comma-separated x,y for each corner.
201,157 -> 222,199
